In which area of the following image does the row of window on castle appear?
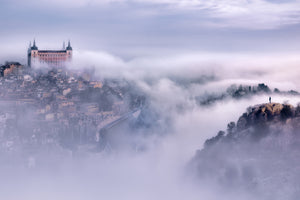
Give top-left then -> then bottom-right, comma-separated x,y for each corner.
37,54 -> 69,57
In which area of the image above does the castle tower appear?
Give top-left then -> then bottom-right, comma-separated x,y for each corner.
27,39 -> 39,67
66,40 -> 73,60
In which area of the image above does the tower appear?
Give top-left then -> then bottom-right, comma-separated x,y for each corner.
28,39 -> 38,67
66,40 -> 73,61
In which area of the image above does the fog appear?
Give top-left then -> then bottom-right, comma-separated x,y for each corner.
1,48 -> 300,199
71,50 -> 300,89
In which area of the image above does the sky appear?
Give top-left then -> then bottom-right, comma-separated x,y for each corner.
1,0 -> 300,63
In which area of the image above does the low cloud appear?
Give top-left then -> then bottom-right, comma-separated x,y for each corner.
2,48 -> 300,199
71,50 -> 300,90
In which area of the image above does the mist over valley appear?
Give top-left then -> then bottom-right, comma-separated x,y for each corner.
2,0 -> 300,199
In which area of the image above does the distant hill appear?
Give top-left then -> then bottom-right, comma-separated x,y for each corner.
197,83 -> 299,106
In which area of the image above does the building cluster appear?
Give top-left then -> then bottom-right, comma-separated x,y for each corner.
0,66 -> 143,165
0,62 -> 24,77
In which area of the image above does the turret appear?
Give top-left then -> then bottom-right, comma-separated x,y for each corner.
28,39 -> 39,67
66,40 -> 72,50
31,39 -> 38,50
66,40 -> 72,60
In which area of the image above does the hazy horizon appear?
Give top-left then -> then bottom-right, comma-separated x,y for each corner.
2,0 -> 300,63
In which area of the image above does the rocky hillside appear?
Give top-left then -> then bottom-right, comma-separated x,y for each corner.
190,103 -> 300,200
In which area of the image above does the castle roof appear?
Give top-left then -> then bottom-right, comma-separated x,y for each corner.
28,40 -> 73,52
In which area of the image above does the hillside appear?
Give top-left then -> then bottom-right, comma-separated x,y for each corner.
190,103 -> 300,200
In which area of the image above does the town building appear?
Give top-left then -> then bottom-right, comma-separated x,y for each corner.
0,62 -> 23,77
27,40 -> 72,68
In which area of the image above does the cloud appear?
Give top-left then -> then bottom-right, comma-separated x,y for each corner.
5,0 -> 300,30
71,50 -> 300,90
141,0 -> 300,29
2,0 -> 300,57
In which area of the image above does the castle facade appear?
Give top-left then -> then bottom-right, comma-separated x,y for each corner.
27,40 -> 72,68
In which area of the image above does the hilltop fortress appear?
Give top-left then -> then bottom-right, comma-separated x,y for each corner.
27,40 -> 72,68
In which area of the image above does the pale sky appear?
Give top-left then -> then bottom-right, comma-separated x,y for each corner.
1,0 -> 300,63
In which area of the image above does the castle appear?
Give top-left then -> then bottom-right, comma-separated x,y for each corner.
27,40 -> 72,68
